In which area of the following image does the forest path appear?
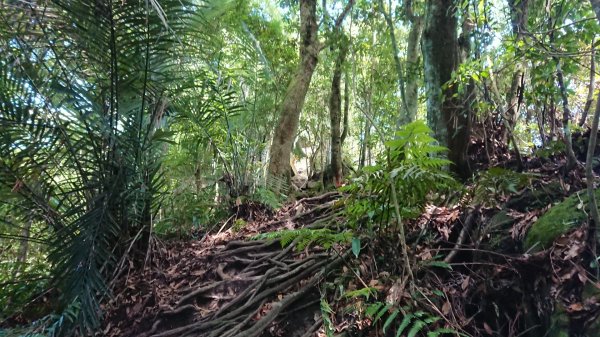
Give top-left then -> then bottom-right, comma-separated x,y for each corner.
103,192 -> 343,337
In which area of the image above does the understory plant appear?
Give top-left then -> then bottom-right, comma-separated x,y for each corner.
343,121 -> 458,234
0,0 -> 223,334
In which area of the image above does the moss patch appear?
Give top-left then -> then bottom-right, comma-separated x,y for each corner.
524,189 -> 600,251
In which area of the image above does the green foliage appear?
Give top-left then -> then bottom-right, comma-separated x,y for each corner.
320,299 -> 335,337
363,302 -> 461,337
254,228 -> 352,251
423,260 -> 453,270
0,0 -> 225,333
534,140 -> 567,159
232,218 -> 247,232
342,121 -> 458,232
342,287 -> 377,300
351,237 -> 361,257
473,168 -> 536,207
250,187 -> 284,210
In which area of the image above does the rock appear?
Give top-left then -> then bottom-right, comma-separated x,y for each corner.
291,174 -> 308,189
524,188 -> 600,251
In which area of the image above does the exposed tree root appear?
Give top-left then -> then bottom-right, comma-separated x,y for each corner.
102,192 -> 345,337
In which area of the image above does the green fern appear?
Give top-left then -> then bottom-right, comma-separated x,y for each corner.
320,299 -> 335,337
364,302 -> 462,337
253,228 -> 352,251
342,287 -> 377,300
343,121 -> 459,232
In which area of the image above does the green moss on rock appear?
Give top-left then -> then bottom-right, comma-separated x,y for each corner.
524,189 -> 600,251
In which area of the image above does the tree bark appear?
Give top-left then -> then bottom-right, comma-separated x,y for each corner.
340,69 -> 350,145
422,0 -> 470,178
268,0 -> 320,187
329,38 -> 348,187
404,0 -> 423,124
579,40 -> 595,127
555,57 -> 579,170
504,0 -> 529,146
404,15 -> 424,124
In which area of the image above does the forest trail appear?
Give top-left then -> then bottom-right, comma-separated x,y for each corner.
103,192 -> 344,337
102,159 -> 600,337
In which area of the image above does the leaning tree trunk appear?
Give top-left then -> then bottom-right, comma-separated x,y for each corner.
268,0 -> 319,188
329,38 -> 348,187
422,0 -> 470,178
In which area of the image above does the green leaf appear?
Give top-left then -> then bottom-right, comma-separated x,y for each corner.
396,313 -> 415,337
427,327 -> 463,337
352,237 -> 361,257
374,304 -> 392,323
408,319 -> 427,337
383,309 -> 400,333
343,287 -> 375,300
366,302 -> 384,317
425,260 -> 453,270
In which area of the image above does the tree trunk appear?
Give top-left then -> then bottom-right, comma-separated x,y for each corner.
268,0 -> 320,188
329,39 -> 348,187
579,40 -> 595,127
422,0 -> 470,178
341,69 -> 350,146
360,118 -> 370,169
404,15 -> 424,124
504,0 -> 529,145
555,57 -> 578,170
378,0 -> 408,124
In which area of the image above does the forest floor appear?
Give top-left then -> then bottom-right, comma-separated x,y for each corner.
103,156 -> 600,337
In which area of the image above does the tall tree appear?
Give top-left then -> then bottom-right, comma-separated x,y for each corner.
268,0 -> 353,189
404,0 -> 424,124
504,0 -> 529,145
329,36 -> 349,187
268,0 -> 320,186
378,0 -> 408,123
422,0 -> 470,178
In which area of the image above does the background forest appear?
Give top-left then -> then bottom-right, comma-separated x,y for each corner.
3,0 -> 600,336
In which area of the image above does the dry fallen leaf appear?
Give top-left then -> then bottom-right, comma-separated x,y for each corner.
568,302 -> 583,312
483,322 -> 493,335
461,276 -> 470,290
442,301 -> 451,315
